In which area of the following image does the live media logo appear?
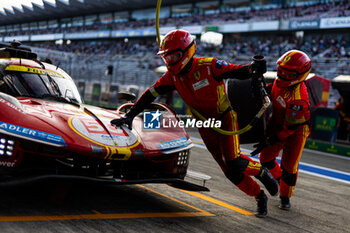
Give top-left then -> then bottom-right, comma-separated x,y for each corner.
143,110 -> 161,129
143,110 -> 222,129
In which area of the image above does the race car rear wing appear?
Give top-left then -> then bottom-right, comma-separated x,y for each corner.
0,40 -> 37,60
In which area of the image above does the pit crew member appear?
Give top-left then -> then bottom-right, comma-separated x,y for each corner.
111,29 -> 278,217
251,50 -> 311,210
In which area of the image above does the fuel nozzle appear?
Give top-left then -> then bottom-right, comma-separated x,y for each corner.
251,55 -> 268,98
251,55 -> 267,76
11,40 -> 21,48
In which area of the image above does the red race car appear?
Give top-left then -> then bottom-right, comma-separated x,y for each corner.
0,42 -> 209,191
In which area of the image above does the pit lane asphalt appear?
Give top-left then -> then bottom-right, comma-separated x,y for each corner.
0,134 -> 349,233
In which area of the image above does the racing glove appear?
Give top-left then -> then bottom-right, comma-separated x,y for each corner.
111,115 -> 134,130
250,134 -> 279,156
111,89 -> 156,130
111,106 -> 140,130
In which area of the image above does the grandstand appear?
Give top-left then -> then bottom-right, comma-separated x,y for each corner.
0,0 -> 349,105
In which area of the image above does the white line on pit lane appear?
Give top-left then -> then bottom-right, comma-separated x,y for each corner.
190,137 -> 350,185
191,136 -> 350,160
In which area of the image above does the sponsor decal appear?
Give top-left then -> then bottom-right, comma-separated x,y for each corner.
290,104 -> 303,111
0,98 -> 25,114
158,136 -> 190,151
277,96 -> 286,108
0,160 -> 16,167
193,79 -> 209,91
0,121 -> 66,146
215,60 -> 228,69
91,145 -> 104,155
70,115 -> 138,147
5,65 -> 63,77
197,58 -> 213,66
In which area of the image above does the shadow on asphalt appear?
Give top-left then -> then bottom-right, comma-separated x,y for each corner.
0,181 -> 194,216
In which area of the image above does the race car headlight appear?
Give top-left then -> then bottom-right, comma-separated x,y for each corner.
0,135 -> 15,158
177,150 -> 189,166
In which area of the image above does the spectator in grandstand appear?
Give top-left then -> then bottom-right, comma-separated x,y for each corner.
3,0 -> 350,40
251,50 -> 311,211
111,29 -> 278,217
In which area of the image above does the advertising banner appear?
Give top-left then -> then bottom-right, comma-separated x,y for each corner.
305,139 -> 350,157
112,30 -> 128,38
251,21 -> 279,31
97,31 -> 110,38
66,32 -> 98,39
141,28 -> 156,36
310,108 -> 339,142
289,19 -> 319,30
112,29 -> 156,38
179,25 -> 203,34
30,34 -> 63,41
66,31 -> 110,39
4,35 -> 30,42
320,17 -> 350,29
219,23 -> 249,33
160,26 -> 176,35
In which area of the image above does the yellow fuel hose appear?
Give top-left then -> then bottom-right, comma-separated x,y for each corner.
188,96 -> 271,135
156,0 -> 162,46
155,0 -> 270,135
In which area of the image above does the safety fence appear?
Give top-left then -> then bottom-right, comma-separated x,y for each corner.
32,47 -> 349,87
30,47 -> 350,148
31,47 -> 347,109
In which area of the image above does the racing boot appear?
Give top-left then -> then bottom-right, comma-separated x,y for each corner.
255,190 -> 268,218
255,166 -> 279,196
279,195 -> 291,210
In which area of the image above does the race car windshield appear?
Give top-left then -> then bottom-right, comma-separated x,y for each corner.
3,72 -> 82,104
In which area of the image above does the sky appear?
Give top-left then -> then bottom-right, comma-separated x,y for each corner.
0,0 -> 61,13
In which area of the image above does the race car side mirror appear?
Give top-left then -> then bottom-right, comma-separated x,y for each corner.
118,92 -> 136,102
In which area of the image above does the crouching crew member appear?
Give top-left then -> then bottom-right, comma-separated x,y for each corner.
252,50 -> 311,210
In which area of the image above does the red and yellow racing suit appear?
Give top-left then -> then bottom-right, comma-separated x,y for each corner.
137,57 -> 262,196
260,80 -> 310,198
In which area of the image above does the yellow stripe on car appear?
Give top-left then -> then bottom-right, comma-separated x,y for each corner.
5,64 -> 63,77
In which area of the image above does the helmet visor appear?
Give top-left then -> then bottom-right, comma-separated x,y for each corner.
277,68 -> 298,80
162,50 -> 183,66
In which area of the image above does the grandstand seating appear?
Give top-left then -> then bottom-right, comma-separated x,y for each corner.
1,1 -> 349,37
1,0 -> 348,88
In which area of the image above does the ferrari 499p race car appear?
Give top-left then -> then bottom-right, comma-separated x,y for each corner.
0,41 -> 208,191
